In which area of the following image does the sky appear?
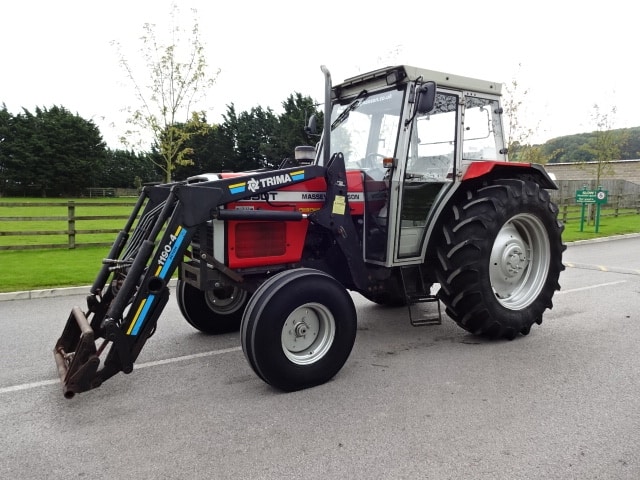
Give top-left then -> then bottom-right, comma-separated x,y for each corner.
2,0 -> 637,150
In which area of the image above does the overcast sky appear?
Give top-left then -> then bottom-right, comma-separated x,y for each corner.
2,0 -> 637,149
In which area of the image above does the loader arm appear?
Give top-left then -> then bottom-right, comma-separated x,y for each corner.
54,165 -> 329,398
54,160 -> 376,398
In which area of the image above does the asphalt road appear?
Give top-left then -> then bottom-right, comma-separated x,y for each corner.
1,237 -> 639,479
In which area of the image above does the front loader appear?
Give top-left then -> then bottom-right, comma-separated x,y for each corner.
54,65 -> 565,398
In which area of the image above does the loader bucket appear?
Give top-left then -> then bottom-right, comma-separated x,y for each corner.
53,307 -> 101,399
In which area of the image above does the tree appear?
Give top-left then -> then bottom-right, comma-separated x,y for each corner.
580,104 -> 629,188
218,104 -> 280,171
502,65 -> 551,164
3,106 -> 105,196
100,149 -> 160,188
170,94 -> 322,181
114,3 -> 219,182
275,93 -> 322,161
0,104 -> 11,196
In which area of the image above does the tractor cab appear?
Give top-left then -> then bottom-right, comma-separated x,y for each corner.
318,66 -> 507,266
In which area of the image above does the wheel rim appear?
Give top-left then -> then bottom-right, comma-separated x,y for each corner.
489,214 -> 550,310
281,303 -> 336,365
204,286 -> 247,315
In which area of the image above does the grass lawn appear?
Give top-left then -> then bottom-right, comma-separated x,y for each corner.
0,247 -> 110,292
0,198 -> 136,292
560,211 -> 640,242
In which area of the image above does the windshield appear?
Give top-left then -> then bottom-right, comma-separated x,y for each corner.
329,88 -> 404,169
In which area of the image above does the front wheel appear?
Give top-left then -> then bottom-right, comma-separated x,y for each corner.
241,268 -> 357,391
435,179 -> 565,339
176,279 -> 250,334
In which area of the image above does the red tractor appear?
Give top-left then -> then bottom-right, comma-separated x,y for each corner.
54,65 -> 565,398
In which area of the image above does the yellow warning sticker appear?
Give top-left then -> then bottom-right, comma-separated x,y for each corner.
332,195 -> 346,215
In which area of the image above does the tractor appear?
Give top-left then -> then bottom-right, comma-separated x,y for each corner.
54,65 -> 565,398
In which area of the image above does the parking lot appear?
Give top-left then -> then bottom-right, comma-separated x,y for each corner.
1,236 -> 639,479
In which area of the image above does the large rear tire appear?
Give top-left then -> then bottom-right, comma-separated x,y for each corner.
435,179 -> 565,339
176,279 -> 249,334
241,268 -> 357,391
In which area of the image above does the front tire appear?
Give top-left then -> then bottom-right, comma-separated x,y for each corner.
176,279 -> 250,334
435,179 -> 565,339
241,268 -> 357,391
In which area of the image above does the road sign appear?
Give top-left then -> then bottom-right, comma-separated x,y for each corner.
576,188 -> 608,233
596,190 -> 608,204
575,189 -> 608,205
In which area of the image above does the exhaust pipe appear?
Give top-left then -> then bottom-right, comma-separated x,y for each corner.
320,65 -> 332,167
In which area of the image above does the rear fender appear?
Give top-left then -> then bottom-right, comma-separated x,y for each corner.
461,161 -> 558,190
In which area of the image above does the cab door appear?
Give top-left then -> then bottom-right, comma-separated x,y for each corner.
393,90 -> 460,260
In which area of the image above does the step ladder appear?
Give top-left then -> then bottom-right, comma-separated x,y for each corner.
399,265 -> 442,327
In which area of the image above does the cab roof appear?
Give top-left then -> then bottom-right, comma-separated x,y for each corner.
335,65 -> 502,97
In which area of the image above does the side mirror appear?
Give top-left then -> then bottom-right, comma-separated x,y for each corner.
417,81 -> 436,114
305,114 -> 318,136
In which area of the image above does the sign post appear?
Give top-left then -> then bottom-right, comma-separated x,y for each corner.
575,186 -> 608,232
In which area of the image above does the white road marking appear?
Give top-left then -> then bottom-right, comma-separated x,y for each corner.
0,346 -> 242,395
134,346 -> 242,370
556,280 -> 627,295
564,262 -> 640,275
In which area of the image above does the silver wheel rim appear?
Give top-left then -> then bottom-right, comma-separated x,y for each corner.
489,214 -> 550,310
204,286 -> 247,315
281,303 -> 336,365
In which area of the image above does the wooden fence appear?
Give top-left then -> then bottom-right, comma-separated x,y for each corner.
0,193 -> 638,251
556,194 -> 640,224
0,201 -> 136,251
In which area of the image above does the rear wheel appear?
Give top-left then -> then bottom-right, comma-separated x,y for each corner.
241,268 -> 357,391
176,279 -> 249,334
435,179 -> 565,339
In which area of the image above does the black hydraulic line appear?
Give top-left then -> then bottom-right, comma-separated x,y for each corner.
90,192 -> 149,295
120,201 -> 166,260
104,191 -> 178,322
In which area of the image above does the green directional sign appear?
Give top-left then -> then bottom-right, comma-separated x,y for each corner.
576,188 -> 608,233
575,189 -> 608,205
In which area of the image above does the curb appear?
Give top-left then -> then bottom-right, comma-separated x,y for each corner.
563,231 -> 640,246
0,279 -> 178,303
2,233 -> 639,303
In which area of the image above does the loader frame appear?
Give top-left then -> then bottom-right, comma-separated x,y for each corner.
54,157 -> 366,398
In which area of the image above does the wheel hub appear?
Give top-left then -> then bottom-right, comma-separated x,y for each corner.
281,303 -> 335,365
294,320 -> 309,337
489,214 -> 551,309
490,223 -> 530,298
204,285 -> 246,314
501,244 -> 528,278
282,310 -> 319,353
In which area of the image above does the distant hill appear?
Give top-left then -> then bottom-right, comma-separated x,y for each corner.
541,127 -> 640,163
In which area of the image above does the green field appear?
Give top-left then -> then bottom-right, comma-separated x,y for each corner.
0,198 -> 137,292
560,208 -> 640,242
0,198 -> 639,293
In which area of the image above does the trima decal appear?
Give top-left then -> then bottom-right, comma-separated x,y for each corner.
230,171 -> 307,195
